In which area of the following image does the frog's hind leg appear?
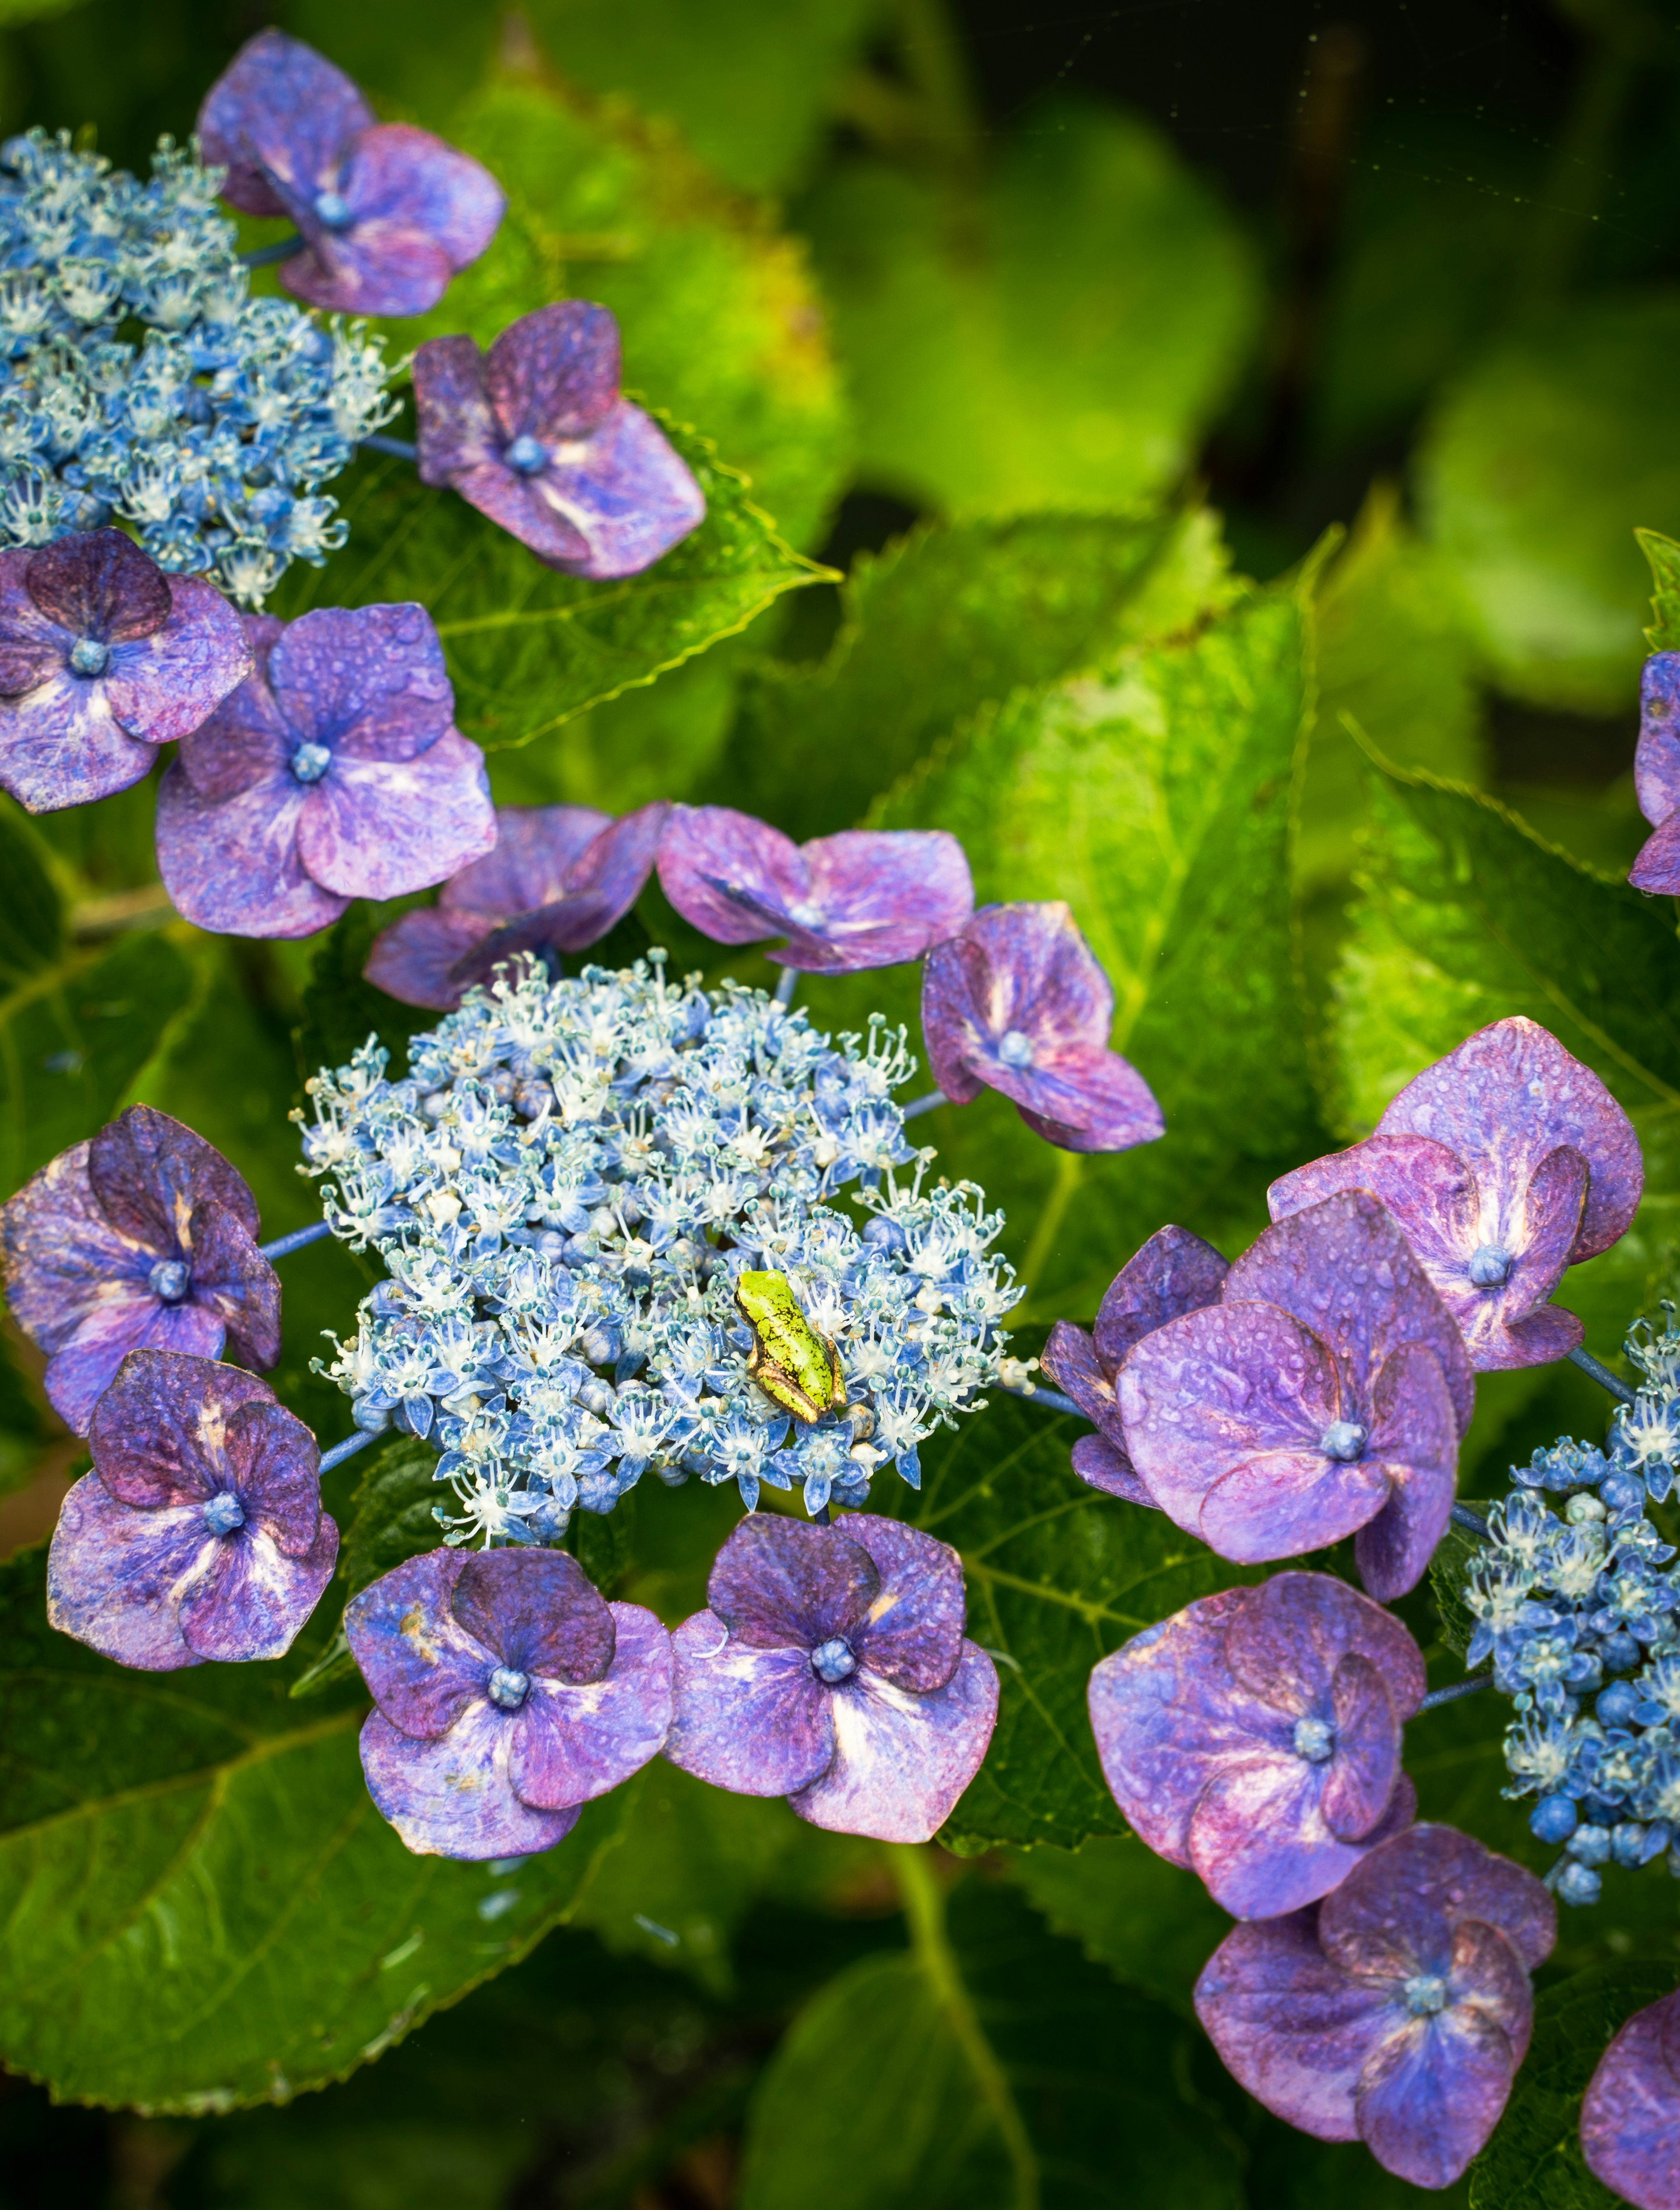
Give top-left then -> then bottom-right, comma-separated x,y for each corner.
824,1335 -> 844,1404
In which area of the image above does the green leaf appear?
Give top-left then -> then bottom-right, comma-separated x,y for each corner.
802,96 -> 1259,516
340,1438 -> 447,1596
737,1868 -> 1244,2210
1468,1964 -> 1677,2210
1006,1835 -> 1229,2018
293,905 -> 448,1097
1638,525 -> 1680,652
1417,294 -> 1680,712
0,1541 -> 626,2112
1427,1512 -> 1488,1664
0,803 -> 63,984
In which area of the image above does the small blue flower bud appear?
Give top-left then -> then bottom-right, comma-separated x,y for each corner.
810,1636 -> 857,1685
1568,1823 -> 1612,1866
201,1491 -> 245,1535
1292,1715 -> 1336,1763
290,740 -> 332,784
1319,1421 -> 1367,1462
1600,1631 -> 1642,1673
1602,1472 -> 1645,1513
504,434 -> 547,475
1611,1821 -> 1651,1868
1530,1793 -> 1578,1844
69,634 -> 108,676
147,1257 -> 189,1302
1467,1244 -> 1512,1288
1597,1681 -> 1643,1728
1556,1862 -> 1602,1907
487,1665 -> 530,1710
1565,1491 -> 1606,1524
996,1029 -> 1036,1070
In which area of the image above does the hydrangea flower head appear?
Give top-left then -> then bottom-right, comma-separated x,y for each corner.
665,1512 -> 998,1842
2,1103 -> 280,1433
156,602 -> 496,937
1269,1017 -> 1641,1370
1088,1572 -> 1424,1917
0,129 -> 393,600
1631,654 -> 1680,895
346,1545 -> 671,1859
413,303 -> 705,578
1195,1824 -> 1555,2189
1581,1989 -> 1680,2210
920,901 -> 1163,1154
198,30 -> 504,318
300,952 -> 1019,1539
1041,1223 -> 1227,1503
365,801 -> 670,1010
0,527 -> 249,810
1119,1190 -> 1473,1598
47,1348 -> 336,1669
657,806 -> 974,973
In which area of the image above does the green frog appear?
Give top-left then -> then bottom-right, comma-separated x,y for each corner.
736,1268 -> 846,1424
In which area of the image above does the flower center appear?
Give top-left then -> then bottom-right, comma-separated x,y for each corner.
487,1665 -> 531,1711
997,1029 -> 1036,1070
290,740 -> 332,784
504,434 -> 548,475
1403,1974 -> 1449,2017
1468,1243 -> 1512,1288
148,1258 -> 189,1302
1292,1715 -> 1336,1763
312,189 -> 354,231
201,1491 -> 245,1535
810,1636 -> 857,1685
1319,1420 -> 1368,1462
69,635 -> 108,677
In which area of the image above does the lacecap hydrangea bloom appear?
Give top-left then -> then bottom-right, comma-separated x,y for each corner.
0,126 -> 393,601
298,952 -> 1022,1539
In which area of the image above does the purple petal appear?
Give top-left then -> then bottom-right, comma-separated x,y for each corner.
172,614 -> 291,801
442,804 -> 612,919
280,125 -> 504,318
186,1206 -> 281,1372
1376,1017 -> 1642,1265
1319,1824 -> 1557,1981
1581,1993 -> 1680,2210
155,757 -> 346,939
0,669 -> 160,812
1224,1190 -> 1474,1433
1353,1960 -> 1522,2189
46,1472 -> 206,1670
451,1548 -> 615,1684
486,302 -> 621,443
1200,1449 -> 1392,1567
1094,1224 -> 1230,1368
225,1399 -> 326,1557
413,335 -> 502,484
364,906 -> 490,1011
664,1608 -> 838,1796
87,1349 -> 276,1508
835,1511 -> 966,1693
344,1547 -> 496,1741
196,29 -> 373,218
1631,807 -> 1680,894
1194,1910 -> 1394,2141
178,1509 -> 337,1663
46,1298 -> 224,1435
1003,1046 -> 1165,1153
1223,1570 -> 1425,1719
657,806 -> 808,946
706,1514 -> 878,1649
1351,1342 -> 1462,1602
1041,1321 -> 1126,1445
443,800 -> 671,989
25,529 -> 170,639
359,1705 -> 580,1862
101,575 -> 252,746
1636,653 -> 1680,829
441,460 -> 592,570
270,604 -> 453,763
283,222 -> 454,320
0,548 -> 70,693
787,1640 -> 999,1844
922,903 -> 1114,1096
297,727 -> 495,902
777,830 -> 975,973
89,1101 -> 259,1249
1070,1431 -> 1159,1505
507,1600 -> 672,1810
486,402 -> 707,580
1320,1653 -> 1401,1841
2,1139 -> 144,1353
1187,1754 -> 1375,1921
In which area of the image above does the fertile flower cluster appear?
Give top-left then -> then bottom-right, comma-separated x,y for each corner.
298,953 -> 1021,1540
0,128 -> 392,601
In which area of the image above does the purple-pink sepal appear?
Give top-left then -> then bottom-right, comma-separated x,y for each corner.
1581,1989 -> 1680,2210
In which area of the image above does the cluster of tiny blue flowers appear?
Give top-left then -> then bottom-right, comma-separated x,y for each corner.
0,129 -> 393,601
296,953 -> 1022,1544
1462,1312 -> 1680,1905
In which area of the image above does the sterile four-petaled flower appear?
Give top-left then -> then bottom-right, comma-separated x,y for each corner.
920,901 -> 1163,1153
1119,1189 -> 1474,1599
365,801 -> 670,1010
1195,1824 -> 1556,2189
1631,654 -> 1680,895
657,807 -> 974,972
197,29 -> 504,317
346,1545 -> 672,1859
0,528 -> 249,813
1581,1988 -> 1680,2210
156,602 -> 496,938
1269,1017 -> 1641,1371
2,1105 -> 280,1434
413,302 -> 706,579
1088,1572 -> 1424,1918
664,1512 -> 998,1842
1041,1222 -> 1228,1503
47,1348 -> 336,1669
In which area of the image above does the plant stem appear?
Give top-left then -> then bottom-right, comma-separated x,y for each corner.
320,1429 -> 379,1474
900,1089 -> 947,1121
1451,1501 -> 1491,1539
239,234 -> 307,267
360,433 -> 418,462
1001,1383 -> 1084,1420
1419,1674 -> 1493,1711
774,966 -> 798,1009
259,1220 -> 332,1260
1568,1345 -> 1637,1404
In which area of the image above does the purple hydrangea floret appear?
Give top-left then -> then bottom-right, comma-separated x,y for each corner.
1631,654 -> 1680,895
1195,1823 -> 1556,2189
664,1512 -> 999,1843
1581,1989 -> 1680,2210
2,1105 -> 281,1435
920,902 -> 1164,1154
346,1546 -> 672,1860
1041,1223 -> 1228,1504
0,529 -> 250,813
1269,1017 -> 1641,1372
413,303 -> 706,578
155,603 -> 496,938
47,1348 -> 336,1670
1088,1572 -> 1424,1918
657,806 -> 975,974
197,29 -> 504,317
1118,1190 -> 1474,1600
364,800 -> 670,1010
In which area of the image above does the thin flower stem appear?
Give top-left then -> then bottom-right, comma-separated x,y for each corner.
773,965 -> 799,1008
238,234 -> 307,267
1567,1345 -> 1637,1405
885,1843 -> 1040,2210
1450,1501 -> 1491,1540
258,1220 -> 333,1261
360,433 -> 418,462
1001,1383 -> 1084,1420
1418,1674 -> 1493,1711
320,1428 -> 380,1474
900,1089 -> 948,1120
812,1504 -> 832,1527
1541,1850 -> 1568,1891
